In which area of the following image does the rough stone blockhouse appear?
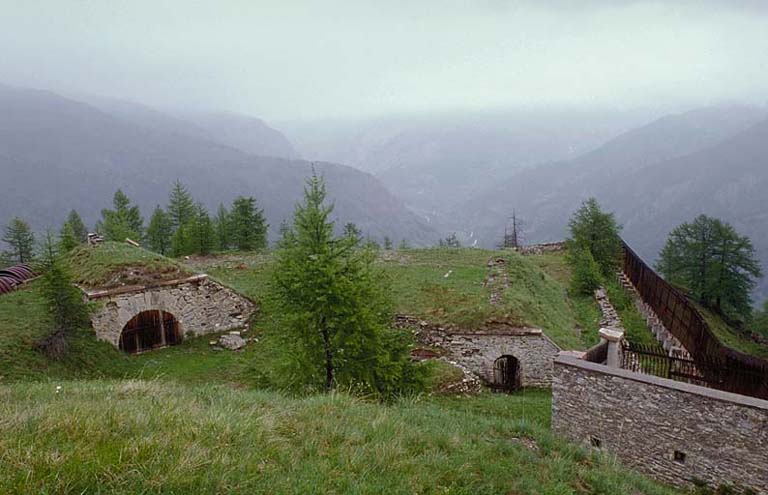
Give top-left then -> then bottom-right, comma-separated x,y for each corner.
399,316 -> 561,389
84,274 -> 255,354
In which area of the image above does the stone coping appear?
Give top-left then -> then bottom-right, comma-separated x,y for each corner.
82,274 -> 209,299
555,352 -> 768,411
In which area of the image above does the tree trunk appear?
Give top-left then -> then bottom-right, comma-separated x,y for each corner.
319,318 -> 334,392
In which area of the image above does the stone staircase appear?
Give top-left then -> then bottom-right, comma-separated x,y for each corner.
618,272 -> 691,360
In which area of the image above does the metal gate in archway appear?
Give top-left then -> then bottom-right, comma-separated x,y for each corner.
119,310 -> 181,354
492,355 -> 521,392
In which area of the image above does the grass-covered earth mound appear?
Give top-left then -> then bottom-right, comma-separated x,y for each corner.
67,242 -> 191,289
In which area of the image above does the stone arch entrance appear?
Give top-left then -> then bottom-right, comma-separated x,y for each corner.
492,355 -> 521,392
119,310 -> 181,354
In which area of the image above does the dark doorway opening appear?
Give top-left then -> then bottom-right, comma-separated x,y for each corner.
119,310 -> 181,354
492,355 -> 520,392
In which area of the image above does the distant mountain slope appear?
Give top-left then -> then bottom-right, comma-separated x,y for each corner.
0,85 -> 437,246
283,109 -> 659,218
179,111 -> 299,160
461,105 -> 768,300
82,96 -> 298,160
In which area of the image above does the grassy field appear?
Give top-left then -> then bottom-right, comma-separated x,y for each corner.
0,380 -> 680,495
0,245 -> 696,494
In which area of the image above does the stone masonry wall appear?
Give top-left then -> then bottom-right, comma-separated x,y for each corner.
89,277 -> 256,347
552,354 -> 768,493
401,315 -> 561,388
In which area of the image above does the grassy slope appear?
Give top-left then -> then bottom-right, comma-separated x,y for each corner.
0,380 -> 677,495
696,303 -> 768,360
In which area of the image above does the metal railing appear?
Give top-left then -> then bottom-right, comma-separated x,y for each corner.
621,341 -> 768,397
621,240 -> 768,399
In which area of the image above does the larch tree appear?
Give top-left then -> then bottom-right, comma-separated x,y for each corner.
657,215 -> 762,322
230,196 -> 268,251
146,206 -> 172,255
64,210 -> 88,243
36,232 -> 91,359
2,217 -> 35,264
271,173 -> 425,397
566,198 -> 623,277
167,180 -> 196,231
99,189 -> 143,241
214,203 -> 231,251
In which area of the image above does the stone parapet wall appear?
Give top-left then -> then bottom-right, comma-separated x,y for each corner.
552,354 -> 768,493
89,276 -> 256,347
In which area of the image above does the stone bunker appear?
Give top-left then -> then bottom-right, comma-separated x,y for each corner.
399,316 -> 561,389
85,274 -> 255,354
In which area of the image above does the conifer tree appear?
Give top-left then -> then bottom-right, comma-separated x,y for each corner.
58,221 -> 79,253
99,189 -> 143,241
383,236 -> 393,250
569,247 -> 603,295
2,217 -> 35,263
167,180 -> 196,230
271,173 -> 425,397
657,215 -> 762,321
343,222 -> 362,244
64,210 -> 88,243
566,198 -> 622,276
214,203 -> 231,251
188,203 -> 215,255
146,206 -> 172,255
36,232 -> 90,359
230,196 -> 268,251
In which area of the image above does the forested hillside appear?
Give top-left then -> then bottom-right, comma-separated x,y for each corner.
0,85 -> 437,245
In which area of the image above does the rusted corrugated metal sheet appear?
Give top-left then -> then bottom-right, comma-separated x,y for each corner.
0,264 -> 37,295
0,277 -> 17,295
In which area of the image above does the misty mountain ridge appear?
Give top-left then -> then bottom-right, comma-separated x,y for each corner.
457,104 -> 768,300
0,84 -> 437,245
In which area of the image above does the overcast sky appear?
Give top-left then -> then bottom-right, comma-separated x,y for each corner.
1,0 -> 767,120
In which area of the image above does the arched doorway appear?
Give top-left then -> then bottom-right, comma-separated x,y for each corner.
119,310 -> 181,354
492,355 -> 520,392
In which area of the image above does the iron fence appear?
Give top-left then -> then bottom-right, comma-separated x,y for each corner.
621,240 -> 768,399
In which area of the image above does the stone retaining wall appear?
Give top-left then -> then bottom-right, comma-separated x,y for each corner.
552,353 -> 768,493
88,276 -> 256,347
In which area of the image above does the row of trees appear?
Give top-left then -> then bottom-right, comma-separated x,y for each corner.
144,181 -> 268,256
565,198 -> 763,326
1,181 -> 270,262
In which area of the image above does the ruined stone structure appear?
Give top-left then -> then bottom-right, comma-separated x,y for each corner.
552,352 -> 768,493
399,316 -> 561,388
86,274 -> 256,352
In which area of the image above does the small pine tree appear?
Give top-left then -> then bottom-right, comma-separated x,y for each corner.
343,222 -> 362,245
146,206 -> 172,255
569,248 -> 603,295
36,232 -> 91,359
167,180 -> 196,230
2,217 -> 35,263
99,189 -> 143,241
230,196 -> 268,251
214,203 -> 231,251
383,236 -> 393,250
188,203 -> 215,255
567,198 -> 622,276
398,239 -> 410,250
171,223 -> 191,257
64,210 -> 88,243
58,221 -> 79,253
271,173 -> 425,397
